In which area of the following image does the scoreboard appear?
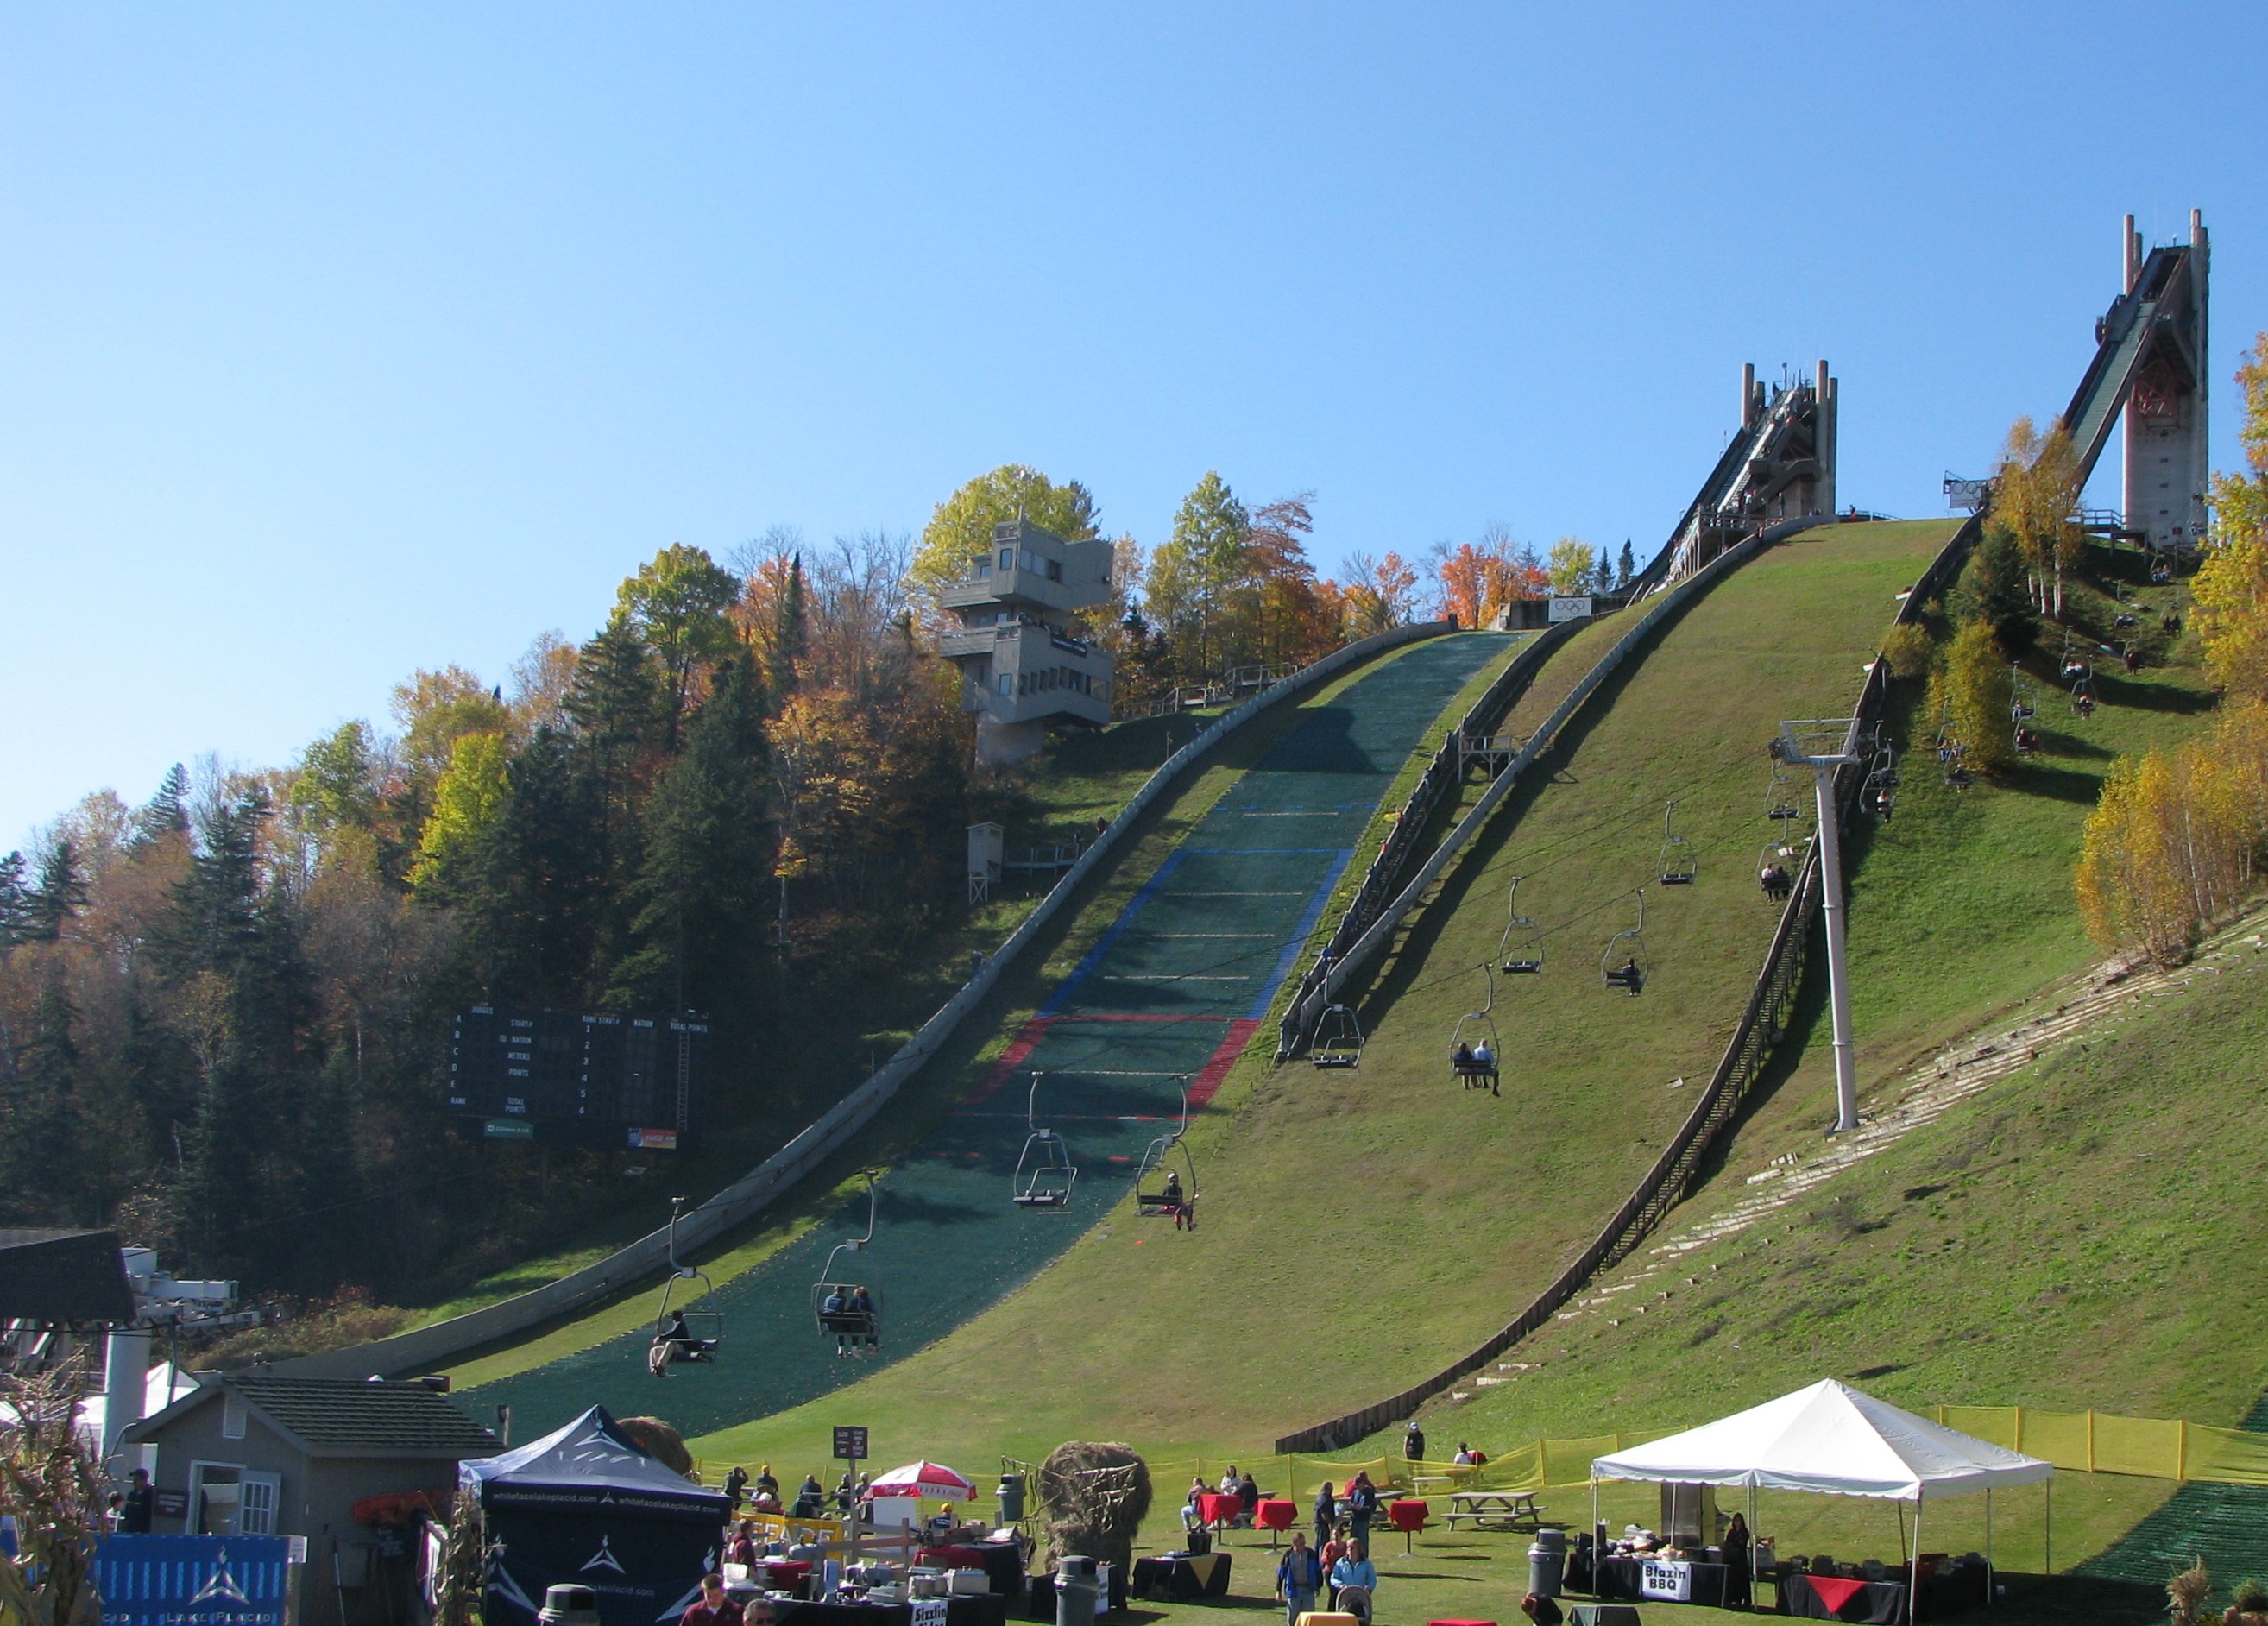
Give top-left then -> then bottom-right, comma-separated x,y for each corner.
447,1006 -> 709,1150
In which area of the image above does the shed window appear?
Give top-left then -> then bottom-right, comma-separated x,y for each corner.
221,1395 -> 246,1440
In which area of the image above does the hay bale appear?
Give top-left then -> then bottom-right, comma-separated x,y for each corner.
1036,1442 -> 1150,1576
616,1416 -> 696,1479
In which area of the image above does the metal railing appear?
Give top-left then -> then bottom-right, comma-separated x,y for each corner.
1273,617 -> 1589,1058
1272,515 -> 1979,1453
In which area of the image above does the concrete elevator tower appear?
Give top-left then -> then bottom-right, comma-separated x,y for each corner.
2120,211 -> 2211,552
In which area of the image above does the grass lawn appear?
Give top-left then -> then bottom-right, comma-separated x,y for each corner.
689,521 -> 1957,1476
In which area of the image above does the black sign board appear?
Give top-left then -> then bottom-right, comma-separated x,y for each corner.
832,1426 -> 869,1462
153,1490 -> 188,1519
447,1006 -> 709,1150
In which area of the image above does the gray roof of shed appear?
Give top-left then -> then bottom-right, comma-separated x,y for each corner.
123,1376 -> 501,1459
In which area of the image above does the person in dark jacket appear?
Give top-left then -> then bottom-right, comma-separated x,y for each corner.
119,1469 -> 154,1534
1723,1511 -> 1754,1607
1277,1533 -> 1325,1626
1311,1481 -> 1337,1552
1405,1421 -> 1426,1461
1345,1472 -> 1379,1546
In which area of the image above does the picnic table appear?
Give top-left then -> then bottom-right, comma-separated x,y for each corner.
1441,1490 -> 1544,1531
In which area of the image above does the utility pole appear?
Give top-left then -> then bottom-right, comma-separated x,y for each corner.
1773,717 -> 1866,1133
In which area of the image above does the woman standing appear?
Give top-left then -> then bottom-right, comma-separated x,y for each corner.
1723,1511 -> 1753,1609
1328,1540 -> 1377,1624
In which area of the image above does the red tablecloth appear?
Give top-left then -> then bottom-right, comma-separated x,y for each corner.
1257,1500 -> 1297,1531
1197,1492 -> 1242,1527
1388,1501 -> 1429,1534
756,1560 -> 810,1589
1807,1575 -> 1869,1613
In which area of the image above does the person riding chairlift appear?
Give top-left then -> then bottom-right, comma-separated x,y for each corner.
1608,957 -> 1641,990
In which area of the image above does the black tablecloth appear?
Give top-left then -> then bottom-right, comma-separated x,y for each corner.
1022,1565 -> 1133,1620
1593,1556 -> 1729,1608
758,1598 -> 1008,1626
1128,1553 -> 1232,1603
918,1545 -> 1026,1597
1777,1566 -> 1988,1623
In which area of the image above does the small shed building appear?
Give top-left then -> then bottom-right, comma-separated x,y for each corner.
119,1375 -> 501,1626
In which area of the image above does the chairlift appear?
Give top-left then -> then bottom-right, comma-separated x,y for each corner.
1311,1004 -> 1365,1069
2009,665 -> 2036,722
1497,876 -> 1544,975
1011,1073 -> 1078,1209
2151,559 -> 2173,586
2060,629 -> 2090,685
1133,1080 -> 1199,1226
647,1195 -> 722,1376
811,1169 -> 884,1353
2070,673 -> 2098,718
1655,799 -> 1697,886
1602,891 -> 1650,995
1448,964 -> 1502,1095
1765,766 -> 1803,822
1756,840 -> 1800,901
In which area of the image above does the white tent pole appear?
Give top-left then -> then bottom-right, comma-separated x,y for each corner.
1591,1477 -> 1600,1587
2044,1480 -> 2052,1576
1985,1487 -> 1994,1607
1908,1495 -> 1922,1626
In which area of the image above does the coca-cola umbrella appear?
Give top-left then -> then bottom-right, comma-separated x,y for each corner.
867,1459 -> 977,1502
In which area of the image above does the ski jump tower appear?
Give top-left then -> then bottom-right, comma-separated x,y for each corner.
2119,211 -> 2210,552
2061,211 -> 2211,553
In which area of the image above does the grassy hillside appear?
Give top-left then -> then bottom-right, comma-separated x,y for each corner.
441,634 -> 1516,1405
689,520 -> 1958,1475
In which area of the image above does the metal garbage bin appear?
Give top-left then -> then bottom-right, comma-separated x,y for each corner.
999,1472 -> 1026,1524
1528,1528 -> 1567,1598
539,1585 -> 601,1626
1055,1557 -> 1099,1626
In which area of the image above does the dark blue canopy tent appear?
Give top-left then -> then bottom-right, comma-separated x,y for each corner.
462,1407 -> 729,1626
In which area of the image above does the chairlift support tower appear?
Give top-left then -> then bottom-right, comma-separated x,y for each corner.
1774,716 -> 1865,1134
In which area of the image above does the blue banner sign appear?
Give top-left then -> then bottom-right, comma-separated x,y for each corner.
96,1535 -> 292,1626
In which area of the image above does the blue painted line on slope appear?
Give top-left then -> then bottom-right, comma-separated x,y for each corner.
1036,850 -> 1188,1018
1250,847 -> 1356,1020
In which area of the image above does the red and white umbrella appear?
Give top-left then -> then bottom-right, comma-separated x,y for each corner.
866,1459 -> 976,1502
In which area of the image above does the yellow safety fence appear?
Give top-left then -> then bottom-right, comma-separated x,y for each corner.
696,1405 -> 2268,1504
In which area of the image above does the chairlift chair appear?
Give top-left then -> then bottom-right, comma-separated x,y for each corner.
811,1170 -> 884,1352
1496,876 -> 1544,975
1765,766 -> 1803,822
2151,560 -> 2174,585
2009,665 -> 2036,722
647,1196 -> 723,1375
1310,1004 -> 1365,1069
1011,1073 -> 1078,1209
1655,799 -> 1697,886
1133,1081 -> 1199,1226
1448,965 -> 1502,1095
1602,891 -> 1650,995
2070,673 -> 2099,718
1756,836 -> 1803,901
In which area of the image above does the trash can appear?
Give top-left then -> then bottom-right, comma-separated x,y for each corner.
1055,1557 -> 1099,1626
999,1472 -> 1026,1524
539,1586 -> 601,1626
1528,1528 -> 1567,1598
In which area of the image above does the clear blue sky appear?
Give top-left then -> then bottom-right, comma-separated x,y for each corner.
5,3 -> 2264,847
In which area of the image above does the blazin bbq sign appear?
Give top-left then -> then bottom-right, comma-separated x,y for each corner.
95,1535 -> 293,1626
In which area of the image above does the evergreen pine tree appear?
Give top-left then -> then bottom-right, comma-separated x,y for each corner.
132,764 -> 192,850
768,555 -> 807,701
609,652 -> 770,1017
284,1049 -> 362,1294
463,725 -> 609,1006
0,852 -> 30,948
174,1039 -> 267,1277
0,975 -> 91,1224
23,840 -> 87,942
152,790 -> 268,979
1617,539 -> 1636,587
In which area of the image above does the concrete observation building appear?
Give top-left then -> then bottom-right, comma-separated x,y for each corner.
938,519 -> 1116,765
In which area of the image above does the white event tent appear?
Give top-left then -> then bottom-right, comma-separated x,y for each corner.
1590,1380 -> 2055,1622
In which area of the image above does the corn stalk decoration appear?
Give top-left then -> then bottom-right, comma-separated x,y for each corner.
0,1355 -> 104,1626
